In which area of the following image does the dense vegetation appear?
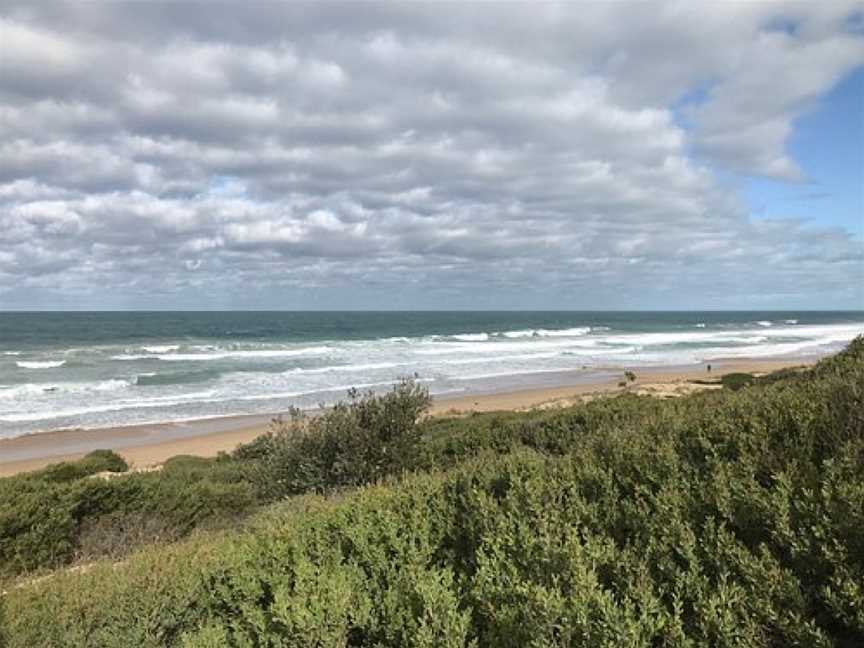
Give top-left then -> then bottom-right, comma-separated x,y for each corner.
0,448 -> 254,577
1,338 -> 862,646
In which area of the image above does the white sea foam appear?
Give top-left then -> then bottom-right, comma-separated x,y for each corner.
232,379 -> 433,402
141,345 -> 180,353
450,333 -> 489,342
499,326 -> 590,339
695,323 -> 706,328
16,360 -> 66,369
0,379 -> 130,401
0,389 -> 218,422
756,320 -> 773,327
500,329 -> 541,338
112,346 -> 332,361
537,327 -> 592,337
282,361 -> 403,375
439,352 -> 562,365
784,319 -> 798,325
414,339 -> 572,356
2,351 -> 22,356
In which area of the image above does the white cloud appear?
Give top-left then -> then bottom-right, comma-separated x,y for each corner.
0,1 -> 861,308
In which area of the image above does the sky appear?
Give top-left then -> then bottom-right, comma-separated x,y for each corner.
0,1 -> 862,311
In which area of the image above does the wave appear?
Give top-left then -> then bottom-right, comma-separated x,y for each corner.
499,326 -> 591,339
232,379 -> 433,402
756,321 -> 773,327
450,333 -> 489,342
695,323 -> 706,328
2,351 -> 22,356
112,345 -> 332,362
414,338 -> 584,356
282,361 -> 403,375
135,370 -> 221,386
141,345 -> 180,354
0,389 -> 218,423
563,345 -> 639,356
611,331 -> 773,347
438,352 -> 562,366
784,319 -> 798,325
0,379 -> 130,401
16,360 -> 66,369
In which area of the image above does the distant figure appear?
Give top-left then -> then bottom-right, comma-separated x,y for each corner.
707,364 -> 712,373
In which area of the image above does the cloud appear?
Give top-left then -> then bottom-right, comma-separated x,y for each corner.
0,1 -> 862,309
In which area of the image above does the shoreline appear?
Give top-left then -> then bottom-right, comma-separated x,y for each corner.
0,357 -> 815,477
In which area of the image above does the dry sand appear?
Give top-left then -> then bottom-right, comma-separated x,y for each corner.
0,357 -> 814,477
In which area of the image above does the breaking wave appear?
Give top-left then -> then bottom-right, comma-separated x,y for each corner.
16,360 -> 67,369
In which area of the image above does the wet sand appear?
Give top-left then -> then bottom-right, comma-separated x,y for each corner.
0,357 -> 814,477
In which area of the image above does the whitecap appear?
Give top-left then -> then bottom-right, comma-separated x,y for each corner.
498,326 -> 591,338
231,379 -> 433,402
451,333 -> 489,342
112,345 -> 332,361
537,327 -> 592,337
0,379 -> 129,400
499,329 -> 538,339
0,389 -> 217,422
16,360 -> 66,369
498,326 -> 590,338
141,345 -> 180,354
282,361 -> 403,375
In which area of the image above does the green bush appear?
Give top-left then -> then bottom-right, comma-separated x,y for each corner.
29,449 -> 128,483
721,372 -> 756,390
242,378 -> 431,499
0,456 -> 255,577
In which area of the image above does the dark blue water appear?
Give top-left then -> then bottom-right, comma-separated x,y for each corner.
1,311 -> 862,437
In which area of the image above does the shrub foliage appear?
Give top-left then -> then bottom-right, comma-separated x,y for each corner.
244,379 -> 431,499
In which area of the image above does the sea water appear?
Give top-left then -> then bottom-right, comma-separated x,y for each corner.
1,311 -> 862,438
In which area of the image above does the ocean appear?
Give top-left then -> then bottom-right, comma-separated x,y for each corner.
1,311 -> 862,439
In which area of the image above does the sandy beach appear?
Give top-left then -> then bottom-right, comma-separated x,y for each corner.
0,357 -> 815,477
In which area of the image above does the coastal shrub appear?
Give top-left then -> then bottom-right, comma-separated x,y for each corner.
28,449 -> 128,483
74,512 -> 181,561
721,371 -> 756,390
5,432 -> 863,645
243,378 -> 431,499
160,454 -> 250,485
0,458 -> 256,577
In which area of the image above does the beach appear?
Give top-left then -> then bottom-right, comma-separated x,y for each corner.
0,357 -> 812,477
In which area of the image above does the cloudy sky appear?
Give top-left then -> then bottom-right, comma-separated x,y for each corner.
1,2 -> 862,310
